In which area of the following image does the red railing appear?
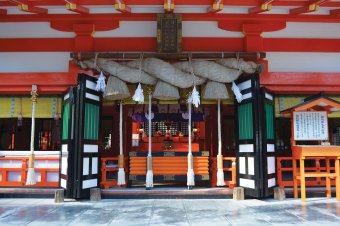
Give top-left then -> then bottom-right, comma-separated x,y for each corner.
0,156 -> 59,187
211,157 -> 237,188
277,157 -> 336,188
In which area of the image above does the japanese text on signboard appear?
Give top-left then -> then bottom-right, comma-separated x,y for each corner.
293,111 -> 328,140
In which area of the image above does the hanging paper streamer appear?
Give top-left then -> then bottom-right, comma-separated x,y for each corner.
188,86 -> 200,108
132,83 -> 144,104
95,71 -> 106,92
232,82 -> 243,103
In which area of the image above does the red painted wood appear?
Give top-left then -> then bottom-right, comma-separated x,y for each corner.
1,37 -> 339,53
218,20 -> 286,32
2,13 -> 340,23
0,9 -> 7,15
263,38 -> 340,52
1,0 -> 340,7
261,72 -> 340,94
0,62 -> 78,94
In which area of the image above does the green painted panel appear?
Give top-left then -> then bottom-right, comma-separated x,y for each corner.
238,103 -> 253,140
84,103 -> 99,140
62,103 -> 69,140
265,103 -> 274,140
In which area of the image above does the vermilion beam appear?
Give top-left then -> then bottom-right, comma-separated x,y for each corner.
1,0 -> 340,7
290,0 -> 330,15
65,1 -> 90,14
208,0 -> 223,13
248,0 -> 275,14
0,37 -> 340,52
330,9 -> 340,16
2,13 -> 340,23
9,0 -> 48,14
0,63 -> 78,94
114,0 -> 131,13
260,72 -> 340,94
164,0 -> 174,13
0,9 -> 7,15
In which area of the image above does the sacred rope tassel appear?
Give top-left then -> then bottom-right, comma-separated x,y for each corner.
132,54 -> 145,104
117,101 -> 126,185
26,85 -> 38,185
187,101 -> 195,188
232,82 -> 243,103
216,99 -> 225,186
189,86 -> 200,108
146,92 -> 153,189
132,83 -> 144,104
95,71 -> 106,92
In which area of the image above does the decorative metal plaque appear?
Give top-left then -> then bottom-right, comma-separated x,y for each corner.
157,14 -> 182,53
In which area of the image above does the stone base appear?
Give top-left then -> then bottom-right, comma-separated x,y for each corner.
54,189 -> 64,203
90,188 -> 101,201
233,187 -> 244,201
274,187 -> 285,201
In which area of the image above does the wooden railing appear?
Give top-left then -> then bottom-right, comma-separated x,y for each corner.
100,157 -> 120,189
277,157 -> 336,188
0,156 -> 59,187
211,157 -> 237,188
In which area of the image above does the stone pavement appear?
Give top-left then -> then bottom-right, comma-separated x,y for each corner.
0,198 -> 340,226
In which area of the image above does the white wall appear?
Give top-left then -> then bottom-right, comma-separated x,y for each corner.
0,52 -> 70,72
266,52 -> 340,72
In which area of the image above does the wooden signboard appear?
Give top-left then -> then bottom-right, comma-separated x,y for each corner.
293,111 -> 328,140
157,14 -> 182,53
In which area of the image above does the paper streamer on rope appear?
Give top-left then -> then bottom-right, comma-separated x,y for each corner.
95,71 -> 106,92
132,83 -> 144,104
188,86 -> 200,108
232,82 -> 243,103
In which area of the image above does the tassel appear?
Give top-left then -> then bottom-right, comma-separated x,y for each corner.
117,168 -> 126,185
132,83 -> 144,104
146,170 -> 153,188
217,168 -> 225,186
188,86 -> 200,108
95,71 -> 106,92
26,168 -> 37,185
187,168 -> 195,187
232,82 -> 243,103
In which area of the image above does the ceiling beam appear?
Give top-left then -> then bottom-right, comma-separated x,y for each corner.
114,0 -> 131,13
330,9 -> 340,16
208,0 -> 223,13
290,0 -> 330,15
9,0 -> 48,14
0,9 -> 7,15
65,0 -> 90,14
164,0 -> 174,13
2,13 -> 340,23
248,0 -> 275,14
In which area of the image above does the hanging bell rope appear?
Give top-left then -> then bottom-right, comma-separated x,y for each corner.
145,90 -> 153,189
187,100 -> 195,189
216,99 -> 225,186
132,53 -> 145,104
117,101 -> 126,185
26,85 -> 38,185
